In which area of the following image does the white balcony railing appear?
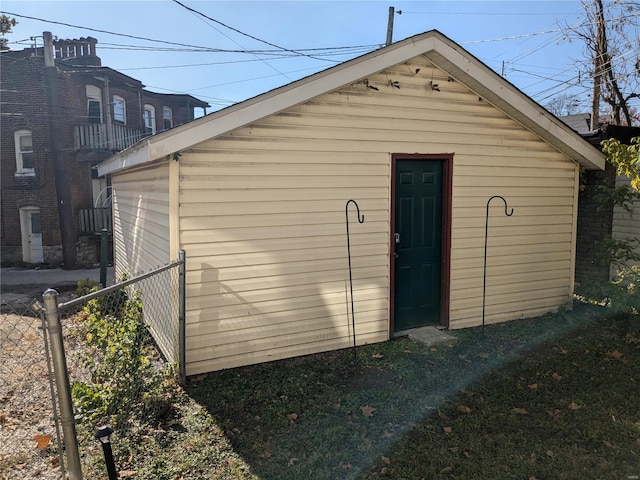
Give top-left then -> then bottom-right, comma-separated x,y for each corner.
74,123 -> 143,151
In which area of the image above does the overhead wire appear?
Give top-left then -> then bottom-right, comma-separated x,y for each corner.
170,0 -> 341,63
3,5 -> 639,112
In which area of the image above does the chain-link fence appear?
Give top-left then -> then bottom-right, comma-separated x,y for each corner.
1,252 -> 185,480
0,297 -> 64,480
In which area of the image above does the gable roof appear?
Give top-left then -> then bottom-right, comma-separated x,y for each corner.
98,30 -> 605,176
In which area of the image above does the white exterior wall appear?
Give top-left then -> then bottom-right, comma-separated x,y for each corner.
112,162 -> 171,274
112,162 -> 179,362
179,58 -> 580,374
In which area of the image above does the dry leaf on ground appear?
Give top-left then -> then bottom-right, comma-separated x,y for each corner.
372,353 -> 384,359
361,405 -> 377,417
34,434 -> 51,450
287,412 -> 298,421
381,455 -> 391,465
512,407 -> 529,415
457,404 -> 472,414
568,402 -> 581,411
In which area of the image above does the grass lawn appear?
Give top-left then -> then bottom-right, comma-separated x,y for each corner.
101,304 -> 640,479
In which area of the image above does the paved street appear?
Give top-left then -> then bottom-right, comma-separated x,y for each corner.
1,266 -> 114,304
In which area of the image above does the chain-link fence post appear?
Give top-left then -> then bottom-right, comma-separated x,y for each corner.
179,249 -> 187,386
42,289 -> 83,480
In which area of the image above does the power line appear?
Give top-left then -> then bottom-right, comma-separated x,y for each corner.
170,0 -> 339,63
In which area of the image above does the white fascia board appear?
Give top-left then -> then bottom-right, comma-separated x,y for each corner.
146,36 -> 439,161
100,30 -> 604,175
97,140 -> 151,176
424,41 -> 605,170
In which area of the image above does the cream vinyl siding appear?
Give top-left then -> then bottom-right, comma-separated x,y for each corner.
112,162 -> 171,274
112,162 -> 178,361
179,58 -> 579,374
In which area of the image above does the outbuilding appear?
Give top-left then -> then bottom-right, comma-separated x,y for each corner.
98,31 -> 605,375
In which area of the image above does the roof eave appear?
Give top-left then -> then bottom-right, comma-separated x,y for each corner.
97,139 -> 152,176
98,30 -> 605,175
421,43 -> 605,170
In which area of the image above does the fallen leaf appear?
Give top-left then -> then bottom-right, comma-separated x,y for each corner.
529,477 -> 538,480
119,471 -> 137,478
380,467 -> 388,475
546,450 -> 554,457
450,447 -> 459,452
512,407 -> 529,415
381,455 -> 391,465
478,352 -> 490,359
441,466 -> 453,473
50,457 -> 59,466
528,383 -> 539,390
288,457 -> 298,466
457,404 -> 472,414
568,402 -> 581,411
602,440 -> 614,448
287,413 -> 298,421
260,451 -> 272,459
372,353 -> 384,359
381,431 -> 394,439
193,374 -> 206,382
438,411 -> 450,421
34,434 -> 51,450
607,350 -> 624,360
443,426 -> 452,434
463,451 -> 470,458
552,372 -> 562,381
402,349 -> 412,353
340,462 -> 353,470
0,413 -> 6,425
361,405 -> 377,417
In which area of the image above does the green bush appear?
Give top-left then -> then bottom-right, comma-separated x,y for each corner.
72,289 -> 177,428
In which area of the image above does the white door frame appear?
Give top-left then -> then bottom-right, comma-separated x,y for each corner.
20,207 -> 44,263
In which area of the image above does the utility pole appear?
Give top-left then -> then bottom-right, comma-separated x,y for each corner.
590,0 -> 605,131
386,6 -> 395,46
44,31 -> 78,269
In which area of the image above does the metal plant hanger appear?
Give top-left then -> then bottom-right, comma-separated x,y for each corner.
345,199 -> 365,360
482,196 -> 514,334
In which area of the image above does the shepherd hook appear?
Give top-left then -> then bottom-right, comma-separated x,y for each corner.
482,196 -> 513,334
346,200 -> 365,360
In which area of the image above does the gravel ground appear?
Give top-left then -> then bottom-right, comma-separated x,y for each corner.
0,301 -> 65,480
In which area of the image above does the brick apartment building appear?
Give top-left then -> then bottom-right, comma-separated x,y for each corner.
1,32 -> 209,267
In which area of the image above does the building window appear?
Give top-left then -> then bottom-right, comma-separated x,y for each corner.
113,95 -> 126,124
163,106 -> 173,130
86,85 -> 102,124
14,130 -> 35,175
143,105 -> 156,135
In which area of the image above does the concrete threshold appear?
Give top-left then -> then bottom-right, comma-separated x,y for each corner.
395,325 -> 457,346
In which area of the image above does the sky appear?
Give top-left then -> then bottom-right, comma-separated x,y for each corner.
0,1 -> 605,116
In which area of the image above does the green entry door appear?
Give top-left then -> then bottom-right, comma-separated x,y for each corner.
393,159 -> 443,331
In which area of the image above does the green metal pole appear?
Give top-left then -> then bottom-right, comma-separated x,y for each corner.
100,228 -> 108,287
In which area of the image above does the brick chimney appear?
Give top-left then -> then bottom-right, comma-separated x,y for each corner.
53,36 -> 100,66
